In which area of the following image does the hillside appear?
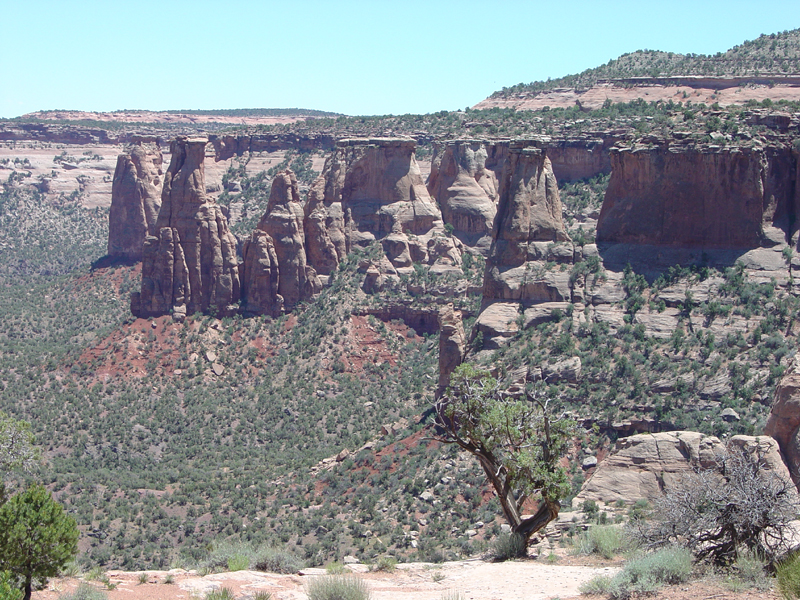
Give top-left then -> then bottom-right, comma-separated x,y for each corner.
477,29 -> 800,110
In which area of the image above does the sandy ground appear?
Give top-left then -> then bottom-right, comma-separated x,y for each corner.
33,560 -> 619,600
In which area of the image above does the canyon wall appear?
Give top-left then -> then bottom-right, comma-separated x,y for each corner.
107,139 -> 163,261
132,137 -> 240,319
597,144 -> 799,248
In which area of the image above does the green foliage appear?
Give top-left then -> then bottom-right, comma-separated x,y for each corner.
0,572 -> 22,600
573,525 -> 626,559
778,551 -> 800,599
725,551 -> 770,592
370,556 -> 396,572
0,413 -> 36,477
436,364 -> 573,543
305,575 -> 371,600
491,533 -> 527,561
0,484 -> 78,600
198,541 -> 302,574
579,547 -> 692,599
205,588 -> 235,600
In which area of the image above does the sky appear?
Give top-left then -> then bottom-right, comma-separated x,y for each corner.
0,0 -> 798,119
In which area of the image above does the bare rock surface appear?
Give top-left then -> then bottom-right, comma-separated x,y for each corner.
437,304 -> 466,391
765,359 -> 800,485
107,139 -> 163,260
132,137 -> 240,318
575,431 -> 792,507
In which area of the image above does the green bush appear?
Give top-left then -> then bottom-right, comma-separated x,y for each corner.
198,542 -> 302,574
227,554 -> 250,572
305,575 -> 370,600
491,533 -> 526,561
370,556 -> 396,572
57,583 -> 108,600
0,571 -> 21,600
252,546 -> 303,574
205,588 -> 235,600
573,525 -> 626,559
580,547 -> 692,599
778,551 -> 800,599
727,551 -> 770,591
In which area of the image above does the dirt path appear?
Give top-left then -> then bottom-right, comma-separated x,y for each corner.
33,560 -> 618,600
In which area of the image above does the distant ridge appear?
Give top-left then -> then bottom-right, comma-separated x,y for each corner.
492,28 -> 800,98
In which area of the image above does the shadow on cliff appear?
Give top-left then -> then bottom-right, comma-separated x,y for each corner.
91,255 -> 140,271
595,242 -> 784,281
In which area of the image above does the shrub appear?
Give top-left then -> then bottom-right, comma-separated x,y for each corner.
205,588 -> 235,600
325,562 -> 347,575
370,556 -> 396,572
580,547 -> 692,599
0,571 -> 21,600
777,551 -> 800,599
727,551 -> 770,591
305,575 -> 370,600
57,583 -> 108,600
632,448 -> 798,565
227,554 -> 250,572
573,525 -> 626,559
252,546 -> 303,574
491,533 -> 527,561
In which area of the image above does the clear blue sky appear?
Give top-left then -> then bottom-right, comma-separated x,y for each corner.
0,0 -> 797,118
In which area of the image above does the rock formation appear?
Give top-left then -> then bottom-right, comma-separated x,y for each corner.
427,141 -> 506,254
132,137 -> 240,319
305,138 -> 461,277
239,229 -> 282,317
597,144 -> 799,248
482,140 -> 571,304
575,431 -> 792,507
107,139 -> 163,260
437,304 -> 466,393
258,170 -> 321,308
765,359 -> 800,485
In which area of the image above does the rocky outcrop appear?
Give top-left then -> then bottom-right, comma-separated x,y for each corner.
765,360 -> 800,485
305,138 -> 461,276
428,141 -> 507,254
132,137 -> 240,319
545,137 -> 616,183
575,431 -> 792,507
597,144 -> 799,248
258,170 -> 320,308
482,140 -> 571,304
107,140 -> 163,260
239,230 -> 282,317
437,304 -> 466,392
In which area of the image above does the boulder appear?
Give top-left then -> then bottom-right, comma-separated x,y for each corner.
107,140 -> 163,260
132,137 -> 240,318
765,360 -> 800,485
574,431 -> 792,507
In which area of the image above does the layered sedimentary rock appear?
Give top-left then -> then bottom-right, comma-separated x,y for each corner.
427,141 -> 506,254
305,138 -> 461,276
545,136 -> 616,183
765,359 -> 800,485
107,139 -> 163,260
597,144 -> 800,248
437,304 -> 466,392
482,140 -> 571,304
240,230 -> 282,317
132,137 -> 240,319
575,431 -> 792,506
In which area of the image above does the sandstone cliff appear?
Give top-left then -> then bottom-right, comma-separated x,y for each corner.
107,139 -> 163,261
256,169 -> 320,308
597,144 -> 799,248
575,431 -> 792,507
437,304 -> 466,393
132,137 -> 240,319
305,138 -> 461,277
765,359 -> 800,485
427,141 -> 505,255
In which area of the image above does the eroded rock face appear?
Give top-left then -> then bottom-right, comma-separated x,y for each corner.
259,170 -> 320,308
437,304 -> 466,392
597,145 -> 793,248
240,229 -> 282,317
428,141 -> 506,254
765,360 -> 800,485
132,137 -> 240,318
305,138 -> 460,276
107,140 -> 163,260
575,431 -> 792,507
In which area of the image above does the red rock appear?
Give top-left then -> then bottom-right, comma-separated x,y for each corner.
132,137 -> 240,318
107,139 -> 162,260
